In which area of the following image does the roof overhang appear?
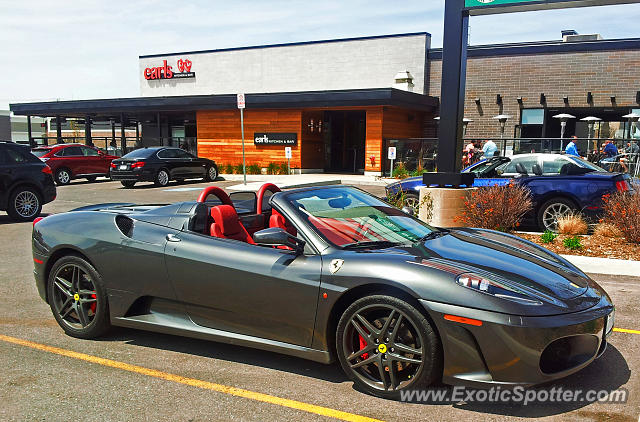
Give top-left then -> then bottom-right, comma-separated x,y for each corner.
10,88 -> 438,118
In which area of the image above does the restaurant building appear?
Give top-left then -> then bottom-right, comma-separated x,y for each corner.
10,31 -> 640,175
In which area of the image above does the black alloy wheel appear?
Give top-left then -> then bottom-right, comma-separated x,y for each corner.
204,165 -> 218,182
336,295 -> 441,399
7,187 -> 42,221
121,181 -> 136,188
47,256 -> 110,338
55,168 -> 72,185
155,169 -> 170,187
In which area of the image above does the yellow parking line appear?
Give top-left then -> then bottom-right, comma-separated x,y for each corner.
0,334 -> 382,422
614,327 -> 640,335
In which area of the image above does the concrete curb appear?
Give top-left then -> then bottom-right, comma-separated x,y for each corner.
561,255 -> 640,277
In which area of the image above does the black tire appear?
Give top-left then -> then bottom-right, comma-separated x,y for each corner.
121,181 -> 136,188
537,197 -> 577,232
55,168 -> 72,185
6,186 -> 42,221
85,176 -> 97,182
154,168 -> 170,187
336,294 -> 442,400
204,165 -> 218,182
47,255 -> 110,339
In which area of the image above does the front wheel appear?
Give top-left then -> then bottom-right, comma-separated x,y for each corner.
154,169 -> 170,187
204,165 -> 218,182
402,193 -> 420,213
47,255 -> 110,339
336,295 -> 442,399
7,187 -> 42,221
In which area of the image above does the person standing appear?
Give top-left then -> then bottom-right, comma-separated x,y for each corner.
482,139 -> 498,159
565,136 -> 579,157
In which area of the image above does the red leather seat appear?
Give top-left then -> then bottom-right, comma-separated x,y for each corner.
210,205 -> 255,244
269,209 -> 297,236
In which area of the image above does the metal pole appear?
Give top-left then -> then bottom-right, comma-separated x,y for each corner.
437,0 -> 468,172
390,158 -> 394,176
287,157 -> 291,175
85,115 -> 92,146
120,113 -> 126,155
27,115 -> 33,148
56,115 -> 62,144
560,121 -> 566,151
241,108 -> 246,185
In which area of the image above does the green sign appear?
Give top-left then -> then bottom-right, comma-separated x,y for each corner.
465,0 -> 540,7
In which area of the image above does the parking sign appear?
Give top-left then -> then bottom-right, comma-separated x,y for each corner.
388,147 -> 397,160
237,93 -> 245,109
285,147 -> 292,159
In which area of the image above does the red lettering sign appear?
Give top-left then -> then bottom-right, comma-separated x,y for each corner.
144,58 -> 193,80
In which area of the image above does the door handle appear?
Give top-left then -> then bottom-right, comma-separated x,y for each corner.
166,234 -> 181,242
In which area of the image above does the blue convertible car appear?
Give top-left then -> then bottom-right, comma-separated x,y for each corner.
385,153 -> 633,231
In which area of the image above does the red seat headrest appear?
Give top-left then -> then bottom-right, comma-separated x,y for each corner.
210,205 -> 255,244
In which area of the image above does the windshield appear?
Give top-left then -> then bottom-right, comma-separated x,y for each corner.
31,149 -> 50,158
122,148 -> 156,159
567,156 -> 606,172
285,187 -> 435,247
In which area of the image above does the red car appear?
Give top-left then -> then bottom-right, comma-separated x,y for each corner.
31,144 -> 119,185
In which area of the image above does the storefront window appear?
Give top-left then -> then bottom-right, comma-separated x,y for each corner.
521,109 -> 544,125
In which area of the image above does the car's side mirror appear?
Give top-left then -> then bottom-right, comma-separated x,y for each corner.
253,227 -> 306,255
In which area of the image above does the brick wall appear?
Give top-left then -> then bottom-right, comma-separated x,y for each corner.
428,49 -> 640,138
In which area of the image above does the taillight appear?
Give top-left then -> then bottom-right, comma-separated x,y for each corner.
616,180 -> 630,192
131,161 -> 145,169
110,162 -> 117,169
42,165 -> 52,175
33,217 -> 44,227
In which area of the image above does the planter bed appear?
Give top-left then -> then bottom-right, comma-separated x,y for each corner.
516,233 -> 640,261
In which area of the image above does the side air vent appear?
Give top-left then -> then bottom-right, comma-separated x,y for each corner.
115,215 -> 134,237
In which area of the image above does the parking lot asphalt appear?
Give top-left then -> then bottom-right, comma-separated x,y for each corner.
0,178 -> 638,421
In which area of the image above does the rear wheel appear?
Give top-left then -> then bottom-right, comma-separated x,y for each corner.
336,295 -> 441,399
55,168 -> 72,185
155,169 -> 170,187
537,198 -> 576,232
47,255 -> 110,339
7,187 -> 42,221
402,193 -> 420,213
121,181 -> 136,188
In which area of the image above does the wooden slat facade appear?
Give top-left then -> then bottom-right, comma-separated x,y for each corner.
196,106 -> 430,173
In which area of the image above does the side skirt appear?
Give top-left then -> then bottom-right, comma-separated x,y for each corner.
112,313 -> 333,364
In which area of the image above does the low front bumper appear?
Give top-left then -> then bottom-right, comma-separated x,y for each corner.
420,297 -> 614,388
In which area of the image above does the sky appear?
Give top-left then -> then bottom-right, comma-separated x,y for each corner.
1,0 -> 639,110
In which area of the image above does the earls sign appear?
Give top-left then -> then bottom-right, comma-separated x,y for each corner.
254,133 -> 297,146
144,59 -> 195,80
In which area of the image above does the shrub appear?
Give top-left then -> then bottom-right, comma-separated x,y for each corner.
233,164 -> 244,174
278,162 -> 290,175
556,213 -> 588,235
563,236 -> 582,250
456,183 -> 533,232
602,189 -> 640,243
223,164 -> 234,174
392,162 -> 409,179
247,163 -> 261,175
592,223 -> 623,238
540,230 -> 557,244
411,166 -> 425,177
267,162 -> 279,175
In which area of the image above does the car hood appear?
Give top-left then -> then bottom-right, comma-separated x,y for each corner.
381,228 -> 592,303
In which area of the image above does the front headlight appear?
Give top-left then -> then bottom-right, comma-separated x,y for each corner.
456,273 -> 542,305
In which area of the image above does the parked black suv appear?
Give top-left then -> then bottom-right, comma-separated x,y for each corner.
0,142 -> 56,221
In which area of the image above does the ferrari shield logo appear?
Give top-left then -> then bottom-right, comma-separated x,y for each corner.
330,259 -> 344,274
